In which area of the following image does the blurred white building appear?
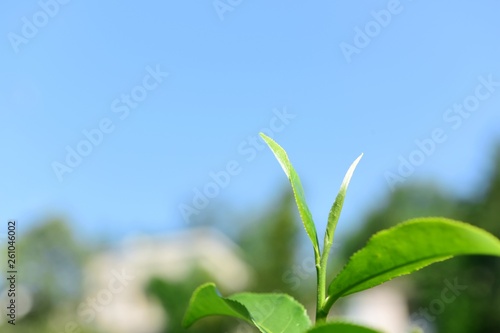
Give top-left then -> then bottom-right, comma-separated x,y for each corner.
81,227 -> 252,333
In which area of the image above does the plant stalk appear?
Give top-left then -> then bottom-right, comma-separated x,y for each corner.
315,262 -> 325,323
315,240 -> 332,323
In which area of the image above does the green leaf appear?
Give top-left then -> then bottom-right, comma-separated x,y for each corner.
307,322 -> 384,333
260,133 -> 320,262
326,218 -> 500,306
231,292 -> 312,332
183,283 -> 249,327
183,283 -> 312,333
323,153 -> 363,261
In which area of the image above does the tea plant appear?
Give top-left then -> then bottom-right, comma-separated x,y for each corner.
183,133 -> 500,333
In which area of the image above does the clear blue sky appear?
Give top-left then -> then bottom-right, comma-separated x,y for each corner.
2,1 -> 500,241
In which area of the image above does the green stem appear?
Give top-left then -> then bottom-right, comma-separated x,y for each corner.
315,240 -> 331,323
315,262 -> 325,323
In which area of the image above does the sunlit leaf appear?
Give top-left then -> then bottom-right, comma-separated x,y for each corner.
260,133 -> 320,262
323,153 -> 363,258
183,283 -> 311,333
327,218 -> 500,305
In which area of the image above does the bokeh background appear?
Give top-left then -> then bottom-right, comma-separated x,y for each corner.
1,1 -> 500,332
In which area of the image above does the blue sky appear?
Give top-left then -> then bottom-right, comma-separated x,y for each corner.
1,1 -> 500,242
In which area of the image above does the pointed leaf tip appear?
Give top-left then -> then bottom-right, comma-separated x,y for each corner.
341,153 -> 363,191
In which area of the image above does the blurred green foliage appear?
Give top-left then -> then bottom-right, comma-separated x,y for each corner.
238,191 -> 300,294
1,219 -> 99,333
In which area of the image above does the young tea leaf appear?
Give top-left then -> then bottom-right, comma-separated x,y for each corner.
317,153 -> 363,315
307,321 -> 384,333
183,283 -> 311,333
326,218 -> 500,308
260,133 -> 320,262
323,153 -> 363,262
